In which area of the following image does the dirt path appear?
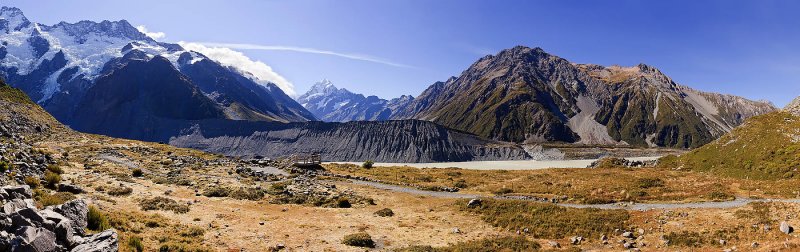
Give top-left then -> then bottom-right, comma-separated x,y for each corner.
350,180 -> 800,210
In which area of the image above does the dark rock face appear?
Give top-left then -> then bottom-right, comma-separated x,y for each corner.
392,46 -> 776,148
69,54 -> 226,141
169,119 -> 530,162
178,53 -> 315,122
296,80 -> 413,122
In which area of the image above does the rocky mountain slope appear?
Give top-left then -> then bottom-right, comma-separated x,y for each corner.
661,97 -> 800,179
296,79 -> 413,122
169,119 -> 530,162
392,46 -> 776,148
0,6 -> 315,141
787,96 -> 800,116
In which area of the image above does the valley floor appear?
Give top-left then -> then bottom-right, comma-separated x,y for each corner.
12,129 -> 800,251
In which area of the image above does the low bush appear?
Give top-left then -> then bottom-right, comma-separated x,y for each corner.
139,196 -> 190,214
202,187 -> 230,197
362,160 -> 374,169
229,188 -> 265,201
0,160 -> 10,173
493,187 -> 513,195
33,189 -> 75,207
342,232 -> 375,248
46,164 -> 64,174
24,176 -> 40,188
374,208 -> 394,217
43,171 -> 61,189
87,205 -> 111,231
127,236 -> 144,252
636,178 -> 664,189
131,168 -> 144,177
106,186 -> 133,196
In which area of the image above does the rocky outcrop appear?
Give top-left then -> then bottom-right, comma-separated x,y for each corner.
0,185 -> 118,251
169,119 -> 530,162
786,96 -> 800,116
392,46 -> 776,148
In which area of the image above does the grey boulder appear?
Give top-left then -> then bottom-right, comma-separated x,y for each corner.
10,226 -> 57,252
53,199 -> 88,236
70,229 -> 118,252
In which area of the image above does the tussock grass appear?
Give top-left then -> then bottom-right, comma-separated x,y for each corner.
459,199 -> 629,239
397,236 -> 541,252
326,163 -> 734,203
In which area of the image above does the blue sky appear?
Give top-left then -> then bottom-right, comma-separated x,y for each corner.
8,0 -> 800,106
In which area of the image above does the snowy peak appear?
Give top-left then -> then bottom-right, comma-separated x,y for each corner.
49,19 -> 152,43
296,80 -> 414,122
0,6 -> 30,32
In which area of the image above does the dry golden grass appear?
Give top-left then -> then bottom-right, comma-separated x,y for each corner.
325,163 -> 736,203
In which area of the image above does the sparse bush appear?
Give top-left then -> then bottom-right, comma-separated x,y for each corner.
636,178 -> 664,189
397,236 -> 541,251
34,189 -> 75,207
128,236 -> 144,252
132,168 -> 144,177
453,179 -> 468,189
336,197 -> 352,208
229,188 -> 265,201
342,232 -> 375,248
87,205 -> 110,231
181,226 -> 205,237
267,182 -> 288,195
375,208 -> 394,217
494,187 -> 513,195
44,171 -> 61,189
46,164 -> 64,174
362,160 -> 374,169
24,176 -> 40,188
106,186 -> 133,196
202,187 -> 230,197
0,160 -> 10,173
139,196 -> 190,214
664,231 -> 705,247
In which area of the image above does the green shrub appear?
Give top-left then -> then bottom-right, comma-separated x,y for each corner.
46,164 -> 64,174
664,231 -> 705,247
132,168 -> 144,177
24,176 -> 40,188
44,171 -> 61,189
362,160 -> 374,169
0,160 -> 10,173
342,232 -> 375,248
128,236 -> 144,252
374,208 -> 394,217
87,205 -> 111,231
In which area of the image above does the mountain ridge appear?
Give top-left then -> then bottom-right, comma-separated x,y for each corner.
297,79 -> 413,122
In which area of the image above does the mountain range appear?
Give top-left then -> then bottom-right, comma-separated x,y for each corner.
0,6 -> 314,141
296,79 -> 413,122
299,46 -> 776,148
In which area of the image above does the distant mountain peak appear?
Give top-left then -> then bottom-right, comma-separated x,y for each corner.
0,6 -> 31,31
786,96 -> 800,116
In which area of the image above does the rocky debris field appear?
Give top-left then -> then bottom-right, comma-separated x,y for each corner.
0,185 -> 117,251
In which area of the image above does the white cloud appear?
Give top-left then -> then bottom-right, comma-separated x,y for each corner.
197,42 -> 414,68
178,41 -> 296,97
135,25 -> 166,41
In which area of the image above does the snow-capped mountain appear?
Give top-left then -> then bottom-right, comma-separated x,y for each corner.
0,6 -> 315,141
296,79 -> 413,122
